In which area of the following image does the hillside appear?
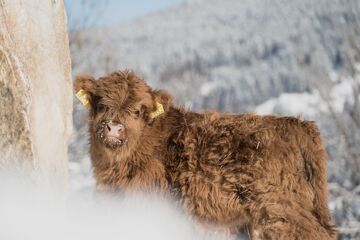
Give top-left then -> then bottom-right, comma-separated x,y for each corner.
73,0 -> 357,110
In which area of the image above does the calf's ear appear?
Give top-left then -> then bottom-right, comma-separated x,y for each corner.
153,90 -> 173,112
144,90 -> 173,125
74,74 -> 96,109
74,74 -> 96,93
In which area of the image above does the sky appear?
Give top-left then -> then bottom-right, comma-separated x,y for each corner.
65,0 -> 184,28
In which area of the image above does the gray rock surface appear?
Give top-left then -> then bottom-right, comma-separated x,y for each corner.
0,0 -> 72,183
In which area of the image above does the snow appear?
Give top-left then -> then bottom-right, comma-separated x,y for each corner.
255,91 -> 328,117
200,82 -> 218,96
68,156 -> 95,193
329,80 -> 355,112
254,97 -> 277,115
255,79 -> 356,117
0,172 -> 228,240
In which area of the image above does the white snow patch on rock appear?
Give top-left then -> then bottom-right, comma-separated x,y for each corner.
255,91 -> 328,117
329,80 -> 355,112
255,77 -> 357,117
200,82 -> 218,96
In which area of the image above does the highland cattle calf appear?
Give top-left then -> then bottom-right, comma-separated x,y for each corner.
74,71 -> 336,239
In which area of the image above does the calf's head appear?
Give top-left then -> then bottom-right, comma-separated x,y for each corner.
74,71 -> 172,153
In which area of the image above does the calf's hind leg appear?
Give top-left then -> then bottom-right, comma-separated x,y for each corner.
249,195 -> 334,240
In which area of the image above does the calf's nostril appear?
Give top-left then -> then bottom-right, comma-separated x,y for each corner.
100,121 -> 126,139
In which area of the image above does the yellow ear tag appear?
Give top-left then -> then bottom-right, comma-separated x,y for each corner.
76,89 -> 90,108
149,102 -> 164,119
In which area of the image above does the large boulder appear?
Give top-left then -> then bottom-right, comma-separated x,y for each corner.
0,0 -> 72,183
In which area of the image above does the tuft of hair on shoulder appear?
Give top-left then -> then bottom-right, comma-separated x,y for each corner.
113,70 -> 139,81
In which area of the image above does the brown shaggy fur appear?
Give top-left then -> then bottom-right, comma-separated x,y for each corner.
74,71 -> 337,239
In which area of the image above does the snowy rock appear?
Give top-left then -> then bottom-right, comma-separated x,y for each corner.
255,91 -> 328,118
329,80 -> 355,112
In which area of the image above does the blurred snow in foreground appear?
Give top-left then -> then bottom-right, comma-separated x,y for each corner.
0,172 -> 232,240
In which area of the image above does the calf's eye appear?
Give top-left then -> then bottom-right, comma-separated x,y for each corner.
97,104 -> 107,112
133,110 -> 141,118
